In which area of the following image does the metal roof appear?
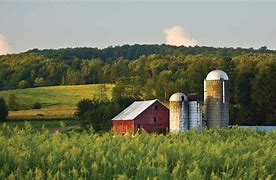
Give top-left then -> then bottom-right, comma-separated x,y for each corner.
206,70 -> 229,80
187,93 -> 200,101
112,99 -> 159,120
169,92 -> 188,101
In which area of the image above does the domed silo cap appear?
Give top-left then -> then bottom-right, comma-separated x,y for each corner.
206,70 -> 229,80
169,92 -> 188,101
187,93 -> 200,101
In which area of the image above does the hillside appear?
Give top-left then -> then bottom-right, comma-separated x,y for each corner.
0,45 -> 275,91
0,44 -> 276,124
26,44 -> 275,61
0,84 -> 114,119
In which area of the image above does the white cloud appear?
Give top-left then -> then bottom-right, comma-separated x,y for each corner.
164,26 -> 197,47
0,34 -> 11,55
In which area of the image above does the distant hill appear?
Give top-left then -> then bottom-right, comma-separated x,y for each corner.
0,44 -> 275,90
0,84 -> 113,119
0,44 -> 276,124
26,44 -> 275,61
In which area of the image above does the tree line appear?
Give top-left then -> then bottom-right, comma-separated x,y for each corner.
27,44 -> 273,61
0,45 -> 275,125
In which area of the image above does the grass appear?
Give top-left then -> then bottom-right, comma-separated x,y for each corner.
0,84 -> 114,119
6,106 -> 76,119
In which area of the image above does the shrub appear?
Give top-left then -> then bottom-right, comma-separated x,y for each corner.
8,94 -> 20,111
32,102 -> 42,109
0,97 -> 8,120
75,97 -> 136,132
33,77 -> 46,87
17,80 -> 29,89
75,99 -> 93,118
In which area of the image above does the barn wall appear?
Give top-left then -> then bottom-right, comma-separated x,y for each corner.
112,120 -> 134,134
134,101 -> 169,132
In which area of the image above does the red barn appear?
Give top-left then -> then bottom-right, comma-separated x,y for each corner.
112,99 -> 169,134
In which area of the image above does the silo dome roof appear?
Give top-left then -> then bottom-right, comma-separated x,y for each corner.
169,92 -> 188,101
206,70 -> 229,80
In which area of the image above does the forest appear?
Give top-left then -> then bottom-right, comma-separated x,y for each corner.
0,44 -> 275,125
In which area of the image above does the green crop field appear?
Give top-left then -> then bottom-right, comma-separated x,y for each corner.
0,84 -> 114,119
0,118 -> 81,130
0,126 -> 275,179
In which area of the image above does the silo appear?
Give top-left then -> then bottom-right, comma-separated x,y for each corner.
187,93 -> 202,130
169,92 -> 189,132
204,70 -> 229,128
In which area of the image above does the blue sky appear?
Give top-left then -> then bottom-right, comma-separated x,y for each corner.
0,0 -> 275,54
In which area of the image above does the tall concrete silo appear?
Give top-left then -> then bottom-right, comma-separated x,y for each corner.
187,93 -> 202,130
204,70 -> 229,128
169,92 -> 189,132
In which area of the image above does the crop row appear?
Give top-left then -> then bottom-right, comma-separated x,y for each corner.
0,124 -> 275,179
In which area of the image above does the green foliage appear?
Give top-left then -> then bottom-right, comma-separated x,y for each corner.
0,127 -> 275,179
32,102 -> 42,109
17,80 -> 30,89
76,97 -> 135,132
26,45 -> 275,61
33,77 -> 46,87
93,84 -> 108,101
252,58 -> 276,123
8,94 -> 20,111
1,45 -> 276,124
1,119 -> 80,129
0,97 -> 8,120
75,99 -> 93,118
83,103 -> 115,131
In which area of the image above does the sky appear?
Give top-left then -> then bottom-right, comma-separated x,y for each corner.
0,0 -> 276,55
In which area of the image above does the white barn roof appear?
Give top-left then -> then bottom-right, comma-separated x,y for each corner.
112,99 -> 159,120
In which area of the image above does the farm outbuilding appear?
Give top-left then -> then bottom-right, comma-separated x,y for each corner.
112,69 -> 229,134
187,93 -> 202,130
169,92 -> 203,132
112,99 -> 169,134
169,92 -> 189,132
204,70 -> 229,128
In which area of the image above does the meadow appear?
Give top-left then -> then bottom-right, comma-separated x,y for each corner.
0,84 -> 113,119
0,126 -> 275,179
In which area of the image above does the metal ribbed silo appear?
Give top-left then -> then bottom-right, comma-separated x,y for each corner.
188,93 -> 202,130
204,70 -> 229,128
169,92 -> 189,132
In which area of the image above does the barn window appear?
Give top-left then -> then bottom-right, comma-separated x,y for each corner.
155,105 -> 158,110
154,117 -> 157,122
